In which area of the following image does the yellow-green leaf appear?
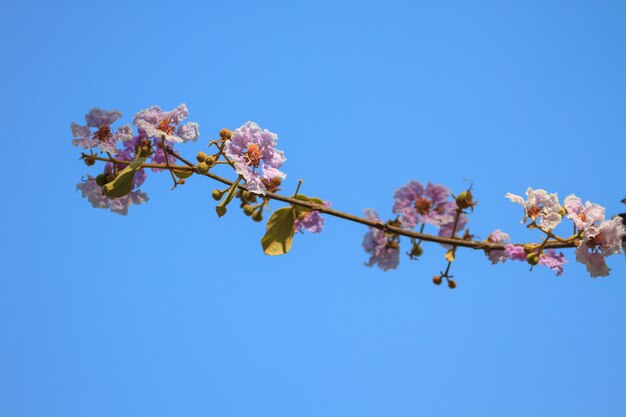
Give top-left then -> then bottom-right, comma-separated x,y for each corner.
173,169 -> 193,179
445,249 -> 455,262
102,159 -> 144,199
261,207 -> 296,256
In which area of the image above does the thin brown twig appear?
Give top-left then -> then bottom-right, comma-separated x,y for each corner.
82,152 -> 616,251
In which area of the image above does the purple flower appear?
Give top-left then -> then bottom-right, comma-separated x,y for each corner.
393,181 -> 455,229
224,121 -> 286,195
295,201 -> 330,233
575,216 -> 626,277
505,188 -> 563,231
563,194 -> 605,232
485,229 -> 510,264
504,244 -> 526,261
71,108 -> 133,155
133,104 -> 199,144
76,179 -> 148,215
538,250 -> 567,276
362,209 -> 400,271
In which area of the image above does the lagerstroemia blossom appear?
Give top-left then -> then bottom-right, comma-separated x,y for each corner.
485,230 -> 510,264
362,209 -> 400,271
71,108 -> 133,155
393,181 -> 455,229
506,188 -> 563,230
295,202 -> 331,233
225,121 -> 286,195
575,216 -> 626,277
133,104 -> 200,144
71,104 -> 624,283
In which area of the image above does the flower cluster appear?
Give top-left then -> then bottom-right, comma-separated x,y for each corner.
72,104 -> 199,215
565,195 -> 625,277
224,121 -> 286,195
505,189 -> 625,277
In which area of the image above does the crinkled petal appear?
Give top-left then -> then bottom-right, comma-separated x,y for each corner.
85,108 -> 122,128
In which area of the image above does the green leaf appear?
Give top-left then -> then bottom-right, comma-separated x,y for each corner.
173,169 -> 193,179
261,207 -> 296,256
293,194 -> 325,217
102,158 -> 144,199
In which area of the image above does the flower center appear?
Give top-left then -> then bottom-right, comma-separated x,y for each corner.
157,117 -> 176,135
414,197 -> 432,215
92,125 -> 112,142
578,213 -> 587,222
587,232 -> 603,250
244,143 -> 262,167
527,205 -> 542,219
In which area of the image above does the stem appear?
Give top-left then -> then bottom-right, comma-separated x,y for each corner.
82,152 -> 616,251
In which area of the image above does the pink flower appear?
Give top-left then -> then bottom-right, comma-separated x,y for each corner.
224,121 -> 286,195
538,250 -> 567,276
76,179 -> 148,215
133,104 -> 199,144
575,217 -> 626,277
505,188 -> 563,231
563,194 -> 605,232
504,244 -> 526,261
362,209 -> 399,271
485,230 -> 510,264
393,181 -> 456,229
71,108 -> 133,155
295,202 -> 330,233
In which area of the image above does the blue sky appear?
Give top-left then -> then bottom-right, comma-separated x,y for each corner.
1,1 -> 625,416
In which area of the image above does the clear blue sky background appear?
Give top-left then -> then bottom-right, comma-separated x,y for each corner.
1,1 -> 625,416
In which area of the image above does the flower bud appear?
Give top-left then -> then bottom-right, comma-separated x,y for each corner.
270,177 -> 282,186
243,205 -> 255,216
456,190 -> 475,210
219,128 -> 232,139
95,173 -> 107,186
252,210 -> 264,222
526,253 -> 540,266
196,152 -> 209,162
196,162 -> 209,175
204,155 -> 216,167
523,244 -> 536,254
409,244 -> 423,258
212,189 -> 224,201
242,190 -> 256,203
432,275 -> 442,285
448,279 -> 457,289
83,156 -> 96,167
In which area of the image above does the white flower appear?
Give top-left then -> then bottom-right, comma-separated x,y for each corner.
505,188 -> 563,230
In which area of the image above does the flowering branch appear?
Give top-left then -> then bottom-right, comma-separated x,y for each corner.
73,105 -> 626,287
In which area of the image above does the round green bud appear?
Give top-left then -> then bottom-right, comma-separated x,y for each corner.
205,155 -> 216,167
196,162 -> 209,175
243,205 -> 255,216
527,253 -> 540,266
242,190 -> 256,203
432,275 -> 442,285
447,279 -> 457,289
83,156 -> 96,167
410,244 -> 423,257
252,210 -> 264,222
196,152 -> 209,162
212,189 -> 223,201
95,173 -> 107,186
523,244 -> 536,254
